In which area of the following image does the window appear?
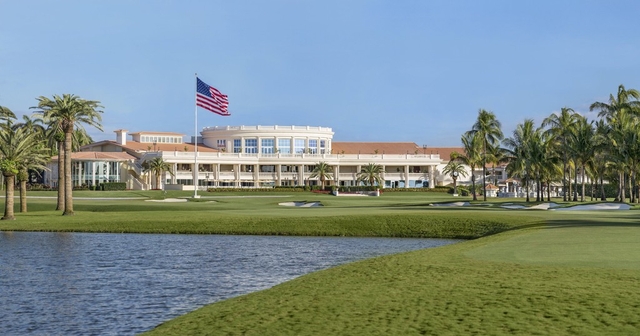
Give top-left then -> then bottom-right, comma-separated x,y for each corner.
261,138 -> 274,154
308,139 -> 317,154
260,165 -> 275,172
294,139 -> 305,154
320,140 -> 326,154
244,138 -> 257,154
233,139 -> 241,153
217,139 -> 227,149
278,139 -> 291,154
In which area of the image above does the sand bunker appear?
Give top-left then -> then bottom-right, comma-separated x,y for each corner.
146,198 -> 188,203
501,202 -> 559,210
430,202 -> 470,207
279,201 -> 323,207
552,203 -> 631,211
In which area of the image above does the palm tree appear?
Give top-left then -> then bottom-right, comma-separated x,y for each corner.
466,109 -> 503,201
569,116 -> 599,202
12,116 -> 47,212
0,105 -> 16,122
33,94 -> 103,216
356,163 -> 384,187
0,127 -> 49,220
309,161 -> 333,189
142,157 -> 174,190
590,84 -> 640,122
442,160 -> 468,195
542,107 -> 579,201
503,119 -> 537,202
457,132 -> 483,201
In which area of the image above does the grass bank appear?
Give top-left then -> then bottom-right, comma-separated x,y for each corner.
144,211 -> 640,335
0,192 -> 544,239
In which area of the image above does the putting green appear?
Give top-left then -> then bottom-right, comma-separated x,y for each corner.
467,223 -> 640,269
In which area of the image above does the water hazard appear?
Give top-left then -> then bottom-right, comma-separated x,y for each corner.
0,232 -> 458,335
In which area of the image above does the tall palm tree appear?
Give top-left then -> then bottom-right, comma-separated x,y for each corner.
12,115 -> 47,212
542,107 -> 579,201
0,127 -> 49,220
33,94 -> 103,216
569,116 -> 599,202
356,163 -> 384,187
503,119 -> 537,202
590,84 -> 640,122
442,160 -> 468,195
142,157 -> 174,190
466,109 -> 503,201
457,132 -> 483,201
309,161 -> 333,189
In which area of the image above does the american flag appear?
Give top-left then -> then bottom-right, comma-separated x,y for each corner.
196,77 -> 229,116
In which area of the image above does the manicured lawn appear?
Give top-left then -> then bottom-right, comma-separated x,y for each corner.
144,211 -> 640,335
3,191 -> 640,334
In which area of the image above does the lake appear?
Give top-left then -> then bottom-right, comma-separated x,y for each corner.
0,232 -> 458,335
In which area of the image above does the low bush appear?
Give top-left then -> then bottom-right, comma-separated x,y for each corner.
101,182 -> 126,191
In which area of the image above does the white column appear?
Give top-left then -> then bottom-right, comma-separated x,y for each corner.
298,164 -> 304,186
172,163 -> 177,184
429,165 -> 435,189
277,164 -> 282,186
404,165 -> 410,188
234,164 -> 240,187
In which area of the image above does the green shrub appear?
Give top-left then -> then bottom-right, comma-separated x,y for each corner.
381,186 -> 449,193
101,182 -> 126,191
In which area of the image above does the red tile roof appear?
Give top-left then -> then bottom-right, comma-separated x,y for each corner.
52,152 -> 137,161
331,142 -> 464,160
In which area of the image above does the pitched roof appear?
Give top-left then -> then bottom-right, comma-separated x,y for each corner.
331,142 -> 464,160
52,152 -> 137,161
129,131 -> 186,136
81,140 -> 219,153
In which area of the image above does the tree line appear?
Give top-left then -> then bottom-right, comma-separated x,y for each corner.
0,94 -> 103,220
445,84 -> 640,203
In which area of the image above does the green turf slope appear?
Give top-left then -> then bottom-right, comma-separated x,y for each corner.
145,220 -> 640,335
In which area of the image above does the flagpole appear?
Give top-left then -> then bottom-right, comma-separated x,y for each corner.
193,73 -> 199,198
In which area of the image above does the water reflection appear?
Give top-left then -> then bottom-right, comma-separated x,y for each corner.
0,232 -> 458,335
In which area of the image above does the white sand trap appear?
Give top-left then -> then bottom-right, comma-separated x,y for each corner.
501,202 -> 559,210
552,203 -> 631,211
279,201 -> 322,207
430,202 -> 470,207
146,198 -> 188,203
501,205 -> 526,209
529,202 -> 559,210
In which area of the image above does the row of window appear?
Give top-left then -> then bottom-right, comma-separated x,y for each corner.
217,138 -> 328,154
140,135 -> 183,144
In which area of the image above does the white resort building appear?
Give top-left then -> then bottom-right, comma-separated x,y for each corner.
44,125 -> 470,190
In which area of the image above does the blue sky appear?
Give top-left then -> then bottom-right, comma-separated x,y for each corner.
2,1 -> 640,146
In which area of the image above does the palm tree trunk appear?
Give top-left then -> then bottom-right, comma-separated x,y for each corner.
156,173 -> 161,190
600,176 -> 606,201
63,129 -> 74,216
20,179 -> 27,212
581,165 -> 586,202
471,172 -> 477,201
628,172 -> 633,203
573,167 -> 578,202
482,155 -> 487,202
620,171 -> 626,203
567,167 -> 572,201
562,157 -> 567,202
57,141 -> 65,210
2,175 -> 15,220
525,177 -> 530,203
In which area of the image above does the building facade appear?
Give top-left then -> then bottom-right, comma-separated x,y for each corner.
45,125 -> 470,190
